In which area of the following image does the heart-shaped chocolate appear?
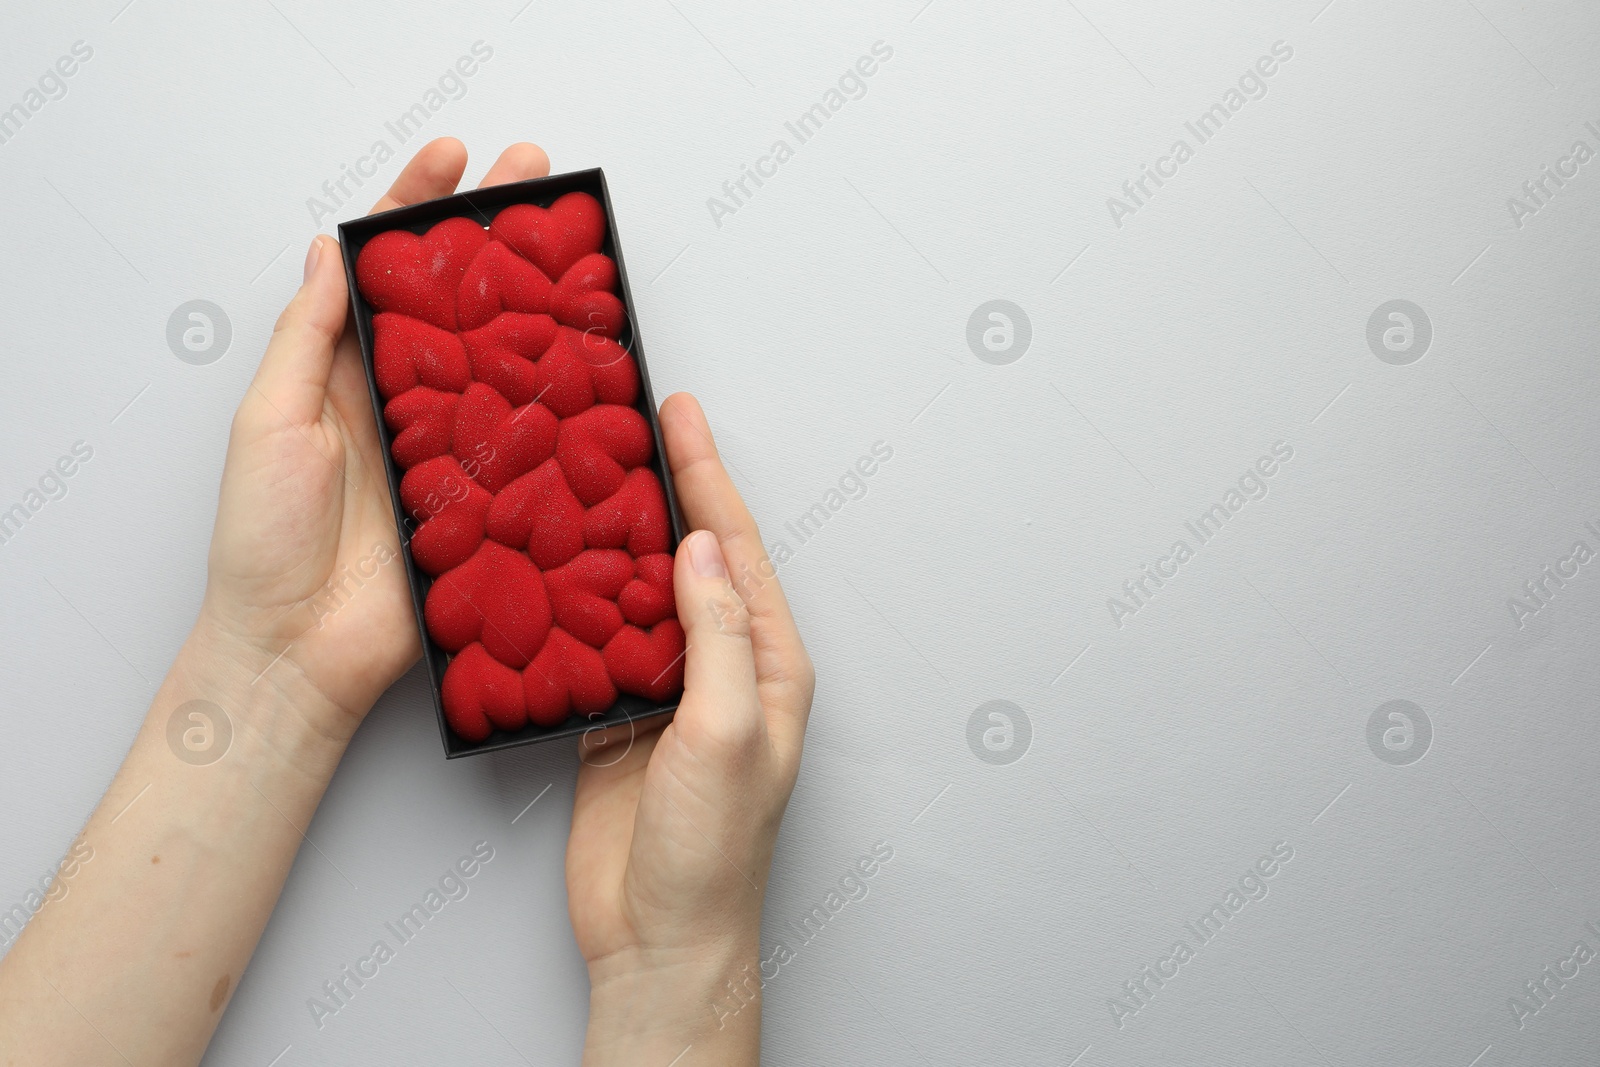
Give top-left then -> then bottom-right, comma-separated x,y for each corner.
372,313 -> 471,400
460,311 -> 560,363
525,628 -> 617,726
583,467 -> 672,557
456,240 -> 554,332
618,553 -> 676,628
400,457 -> 492,576
602,620 -> 686,703
490,192 -> 607,284
543,549 -> 633,648
424,540 -> 553,669
363,191 -> 680,740
486,457 -> 588,569
442,643 -> 528,741
556,404 -> 654,505
534,327 -> 640,418
549,253 -> 626,339
460,313 -> 559,405
357,216 -> 488,331
384,387 -> 458,469
450,382 -> 560,494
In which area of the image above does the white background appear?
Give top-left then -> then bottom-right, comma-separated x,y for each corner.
3,1 -> 1600,1063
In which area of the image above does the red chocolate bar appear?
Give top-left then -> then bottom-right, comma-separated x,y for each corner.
355,192 -> 684,743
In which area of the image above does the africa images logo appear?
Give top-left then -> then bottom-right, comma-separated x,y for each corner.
0,40 -> 93,149
1107,841 -> 1295,1029
706,41 -> 894,228
306,42 -> 494,225
1105,41 -> 1294,228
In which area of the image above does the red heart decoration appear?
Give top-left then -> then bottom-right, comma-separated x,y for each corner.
584,467 -> 672,557
442,643 -> 527,741
357,217 -> 488,331
400,457 -> 492,576
543,549 -> 633,648
556,404 -> 655,505
550,253 -> 626,339
401,455 -> 481,522
460,314 -> 559,405
465,346 -> 540,409
619,553 -> 676,628
361,192 -> 681,740
490,192 -> 606,283
450,382 -> 559,494
424,541 -> 552,669
486,457 -> 588,569
383,387 -> 458,469
456,240 -> 554,331
603,620 -> 687,703
534,327 -> 640,418
460,311 -> 560,363
525,628 -> 617,726
372,313 -> 470,400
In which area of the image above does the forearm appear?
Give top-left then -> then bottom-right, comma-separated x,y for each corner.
0,616 -> 353,1066
584,943 -> 764,1067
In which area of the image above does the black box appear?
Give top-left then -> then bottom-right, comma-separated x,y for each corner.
337,169 -> 684,758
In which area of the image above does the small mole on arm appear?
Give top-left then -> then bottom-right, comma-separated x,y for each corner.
174,950 -> 192,958
210,974 -> 231,1012
151,855 -> 160,864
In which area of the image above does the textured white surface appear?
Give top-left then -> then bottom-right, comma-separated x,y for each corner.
3,1 -> 1600,1063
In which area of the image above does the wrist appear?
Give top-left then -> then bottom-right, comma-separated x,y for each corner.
170,612 -> 357,772
585,941 -> 763,1066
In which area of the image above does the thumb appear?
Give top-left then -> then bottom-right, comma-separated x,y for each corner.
672,529 -> 765,750
249,235 -> 349,426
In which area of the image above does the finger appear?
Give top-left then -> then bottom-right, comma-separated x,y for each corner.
671,530 -> 764,751
659,394 -> 813,739
368,137 -> 468,215
326,334 -> 384,469
265,140 -> 468,453
477,142 -> 551,188
247,236 -> 349,426
660,395 -> 785,621
249,140 -> 472,427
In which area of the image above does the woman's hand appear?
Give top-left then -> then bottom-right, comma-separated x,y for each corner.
567,394 -> 816,1066
0,140 -> 558,1067
201,138 -> 552,741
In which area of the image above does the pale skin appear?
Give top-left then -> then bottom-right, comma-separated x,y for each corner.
0,138 -> 813,1067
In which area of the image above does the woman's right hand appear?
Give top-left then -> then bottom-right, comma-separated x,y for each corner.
567,393 -> 815,1066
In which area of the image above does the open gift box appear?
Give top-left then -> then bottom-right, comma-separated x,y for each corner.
338,169 -> 686,757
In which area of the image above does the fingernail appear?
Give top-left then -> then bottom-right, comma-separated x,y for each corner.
303,236 -> 323,283
688,530 -> 727,579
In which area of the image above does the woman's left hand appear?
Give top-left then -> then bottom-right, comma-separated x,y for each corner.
202,138 -> 553,739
